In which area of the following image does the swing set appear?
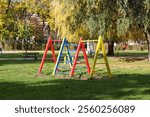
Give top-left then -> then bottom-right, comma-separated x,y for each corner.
38,36 -> 112,79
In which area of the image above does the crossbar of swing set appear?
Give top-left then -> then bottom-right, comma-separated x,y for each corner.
52,39 -> 98,43
82,40 -> 98,42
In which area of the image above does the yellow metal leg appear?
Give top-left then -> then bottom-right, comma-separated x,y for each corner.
90,36 -> 112,78
90,37 -> 101,78
100,37 -> 112,78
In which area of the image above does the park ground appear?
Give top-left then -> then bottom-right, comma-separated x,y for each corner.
0,50 -> 150,100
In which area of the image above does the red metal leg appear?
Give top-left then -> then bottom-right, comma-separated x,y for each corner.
70,37 -> 91,76
81,43 -> 91,73
70,39 -> 82,76
38,37 -> 51,74
50,39 -> 57,63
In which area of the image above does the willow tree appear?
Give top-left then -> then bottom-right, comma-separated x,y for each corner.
85,0 -> 119,55
47,0 -> 89,42
118,0 -> 150,61
49,0 -> 121,55
46,0 -> 150,58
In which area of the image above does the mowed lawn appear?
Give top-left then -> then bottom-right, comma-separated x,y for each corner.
0,53 -> 150,100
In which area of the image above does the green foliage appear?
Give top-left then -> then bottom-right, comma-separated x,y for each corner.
0,0 -> 47,43
0,1 -> 18,41
49,0 -> 126,41
119,0 -> 150,34
117,18 -> 130,36
0,0 -> 149,43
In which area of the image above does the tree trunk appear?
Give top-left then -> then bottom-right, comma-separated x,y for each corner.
47,25 -> 50,35
146,32 -> 150,61
22,39 -> 25,50
9,38 -> 11,50
42,19 -> 45,39
107,40 -> 114,56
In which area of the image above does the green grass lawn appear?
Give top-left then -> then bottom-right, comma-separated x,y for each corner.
0,54 -> 150,100
116,50 -> 148,57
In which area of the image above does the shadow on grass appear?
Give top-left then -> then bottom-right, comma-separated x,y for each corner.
0,53 -> 44,58
0,74 -> 150,100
